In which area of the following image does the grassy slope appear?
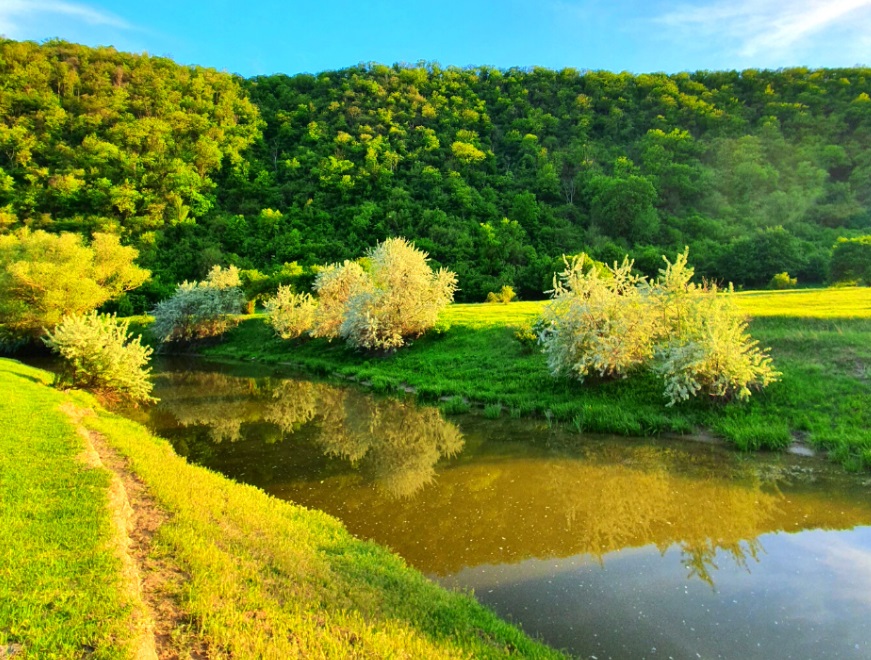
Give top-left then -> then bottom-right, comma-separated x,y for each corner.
0,359 -> 562,659
205,288 -> 871,469
0,362 -> 133,659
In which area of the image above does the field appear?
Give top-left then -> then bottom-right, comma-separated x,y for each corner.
204,287 -> 871,470
0,359 -> 561,659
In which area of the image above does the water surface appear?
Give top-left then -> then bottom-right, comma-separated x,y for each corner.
129,358 -> 871,659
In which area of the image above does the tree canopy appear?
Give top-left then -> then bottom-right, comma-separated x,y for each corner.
3,41 -> 871,303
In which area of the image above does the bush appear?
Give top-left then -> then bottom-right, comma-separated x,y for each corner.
0,229 -> 149,343
540,255 -> 657,381
339,238 -> 458,350
651,252 -> 779,405
540,249 -> 779,405
831,235 -> 871,285
769,272 -> 797,289
310,260 -> 373,340
151,266 -> 245,344
265,286 -> 317,339
43,312 -> 155,404
486,285 -> 517,304
514,317 -> 547,353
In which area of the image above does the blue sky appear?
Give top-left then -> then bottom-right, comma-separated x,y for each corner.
2,0 -> 871,76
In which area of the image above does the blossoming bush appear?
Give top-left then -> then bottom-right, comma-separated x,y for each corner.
151,265 -> 245,344
650,251 -> 779,404
540,249 -> 779,405
43,311 -> 155,404
265,286 -> 317,339
309,260 -> 372,340
339,238 -> 458,351
540,256 -> 658,381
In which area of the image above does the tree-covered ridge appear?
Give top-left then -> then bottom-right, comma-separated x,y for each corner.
212,63 -> 871,298
2,41 -> 871,302
0,39 -> 260,238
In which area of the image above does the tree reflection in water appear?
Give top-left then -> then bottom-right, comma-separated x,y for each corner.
148,366 -> 871,585
155,369 -> 464,498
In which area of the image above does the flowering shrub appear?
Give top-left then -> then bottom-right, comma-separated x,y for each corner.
265,286 -> 317,339
310,260 -> 372,340
150,265 -> 245,344
540,256 -> 658,381
43,311 -> 155,404
339,238 -> 458,350
540,249 -> 779,405
651,251 -> 779,404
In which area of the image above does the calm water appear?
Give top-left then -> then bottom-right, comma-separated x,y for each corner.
127,358 -> 871,659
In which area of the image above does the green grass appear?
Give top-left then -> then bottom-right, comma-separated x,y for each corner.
0,361 -> 133,659
0,359 -> 562,658
200,289 -> 871,470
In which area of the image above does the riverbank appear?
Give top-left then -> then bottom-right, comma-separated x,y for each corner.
0,358 -> 562,658
201,288 -> 871,470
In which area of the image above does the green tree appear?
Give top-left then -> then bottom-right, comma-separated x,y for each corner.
0,229 -> 148,343
589,173 -> 660,243
831,235 -> 871,284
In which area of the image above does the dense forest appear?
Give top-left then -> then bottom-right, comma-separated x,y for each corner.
2,39 -> 871,305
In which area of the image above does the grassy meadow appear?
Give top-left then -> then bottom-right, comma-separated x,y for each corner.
203,287 -> 871,470
0,359 -> 562,659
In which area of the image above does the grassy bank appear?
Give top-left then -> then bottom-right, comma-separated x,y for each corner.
0,359 -> 562,658
202,288 -> 871,470
0,363 -> 135,659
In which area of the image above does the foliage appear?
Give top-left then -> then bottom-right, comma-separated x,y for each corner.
339,238 -> 458,351
540,256 -> 657,381
310,260 -> 373,339
265,286 -> 317,339
0,39 -> 260,239
5,40 -> 871,299
43,311 -> 155,403
540,250 -> 779,404
831,236 -> 871,284
651,252 -> 780,405
513,324 -> 540,353
0,228 -> 148,342
486,285 -> 517,303
150,266 -> 244,344
769,272 -> 798,289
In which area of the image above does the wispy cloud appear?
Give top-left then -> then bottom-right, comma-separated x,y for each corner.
0,1 -> 131,39
656,0 -> 871,61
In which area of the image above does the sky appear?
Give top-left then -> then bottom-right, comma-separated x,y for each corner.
1,0 -> 871,77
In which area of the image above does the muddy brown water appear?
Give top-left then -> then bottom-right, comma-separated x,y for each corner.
123,358 -> 871,659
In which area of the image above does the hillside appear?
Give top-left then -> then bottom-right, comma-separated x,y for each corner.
2,40 -> 871,302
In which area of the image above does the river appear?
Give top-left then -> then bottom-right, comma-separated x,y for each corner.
122,358 -> 871,659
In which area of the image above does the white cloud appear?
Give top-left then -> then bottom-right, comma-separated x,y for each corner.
0,1 -> 131,39
656,0 -> 871,61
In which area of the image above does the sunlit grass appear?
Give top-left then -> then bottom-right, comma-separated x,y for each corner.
0,360 -> 133,659
733,286 -> 871,318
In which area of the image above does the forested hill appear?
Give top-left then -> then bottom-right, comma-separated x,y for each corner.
3,40 -> 871,302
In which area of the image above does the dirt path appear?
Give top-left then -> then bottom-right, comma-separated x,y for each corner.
61,404 -> 207,659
